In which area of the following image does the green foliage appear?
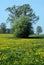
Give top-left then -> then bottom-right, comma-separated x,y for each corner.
36,26 -> 42,34
6,4 -> 39,23
6,4 -> 39,37
12,16 -> 33,38
0,23 -> 6,33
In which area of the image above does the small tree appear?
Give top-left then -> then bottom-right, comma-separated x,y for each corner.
12,16 -> 33,38
36,26 -> 42,34
0,23 -> 6,33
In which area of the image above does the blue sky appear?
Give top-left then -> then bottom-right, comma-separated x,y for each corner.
0,0 -> 44,33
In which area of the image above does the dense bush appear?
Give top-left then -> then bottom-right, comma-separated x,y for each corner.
12,16 -> 33,38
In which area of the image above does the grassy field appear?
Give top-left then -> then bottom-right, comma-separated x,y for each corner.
0,34 -> 44,65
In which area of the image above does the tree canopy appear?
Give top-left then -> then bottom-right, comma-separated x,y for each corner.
6,4 -> 39,38
6,4 -> 39,23
12,15 -> 33,38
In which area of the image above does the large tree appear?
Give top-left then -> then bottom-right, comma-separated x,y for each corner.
6,4 -> 39,23
6,4 -> 39,38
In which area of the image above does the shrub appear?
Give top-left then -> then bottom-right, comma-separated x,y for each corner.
12,16 -> 33,38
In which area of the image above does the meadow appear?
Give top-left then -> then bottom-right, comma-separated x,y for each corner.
0,34 -> 44,65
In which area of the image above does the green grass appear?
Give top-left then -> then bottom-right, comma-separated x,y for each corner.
0,34 -> 44,65
29,34 -> 44,38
